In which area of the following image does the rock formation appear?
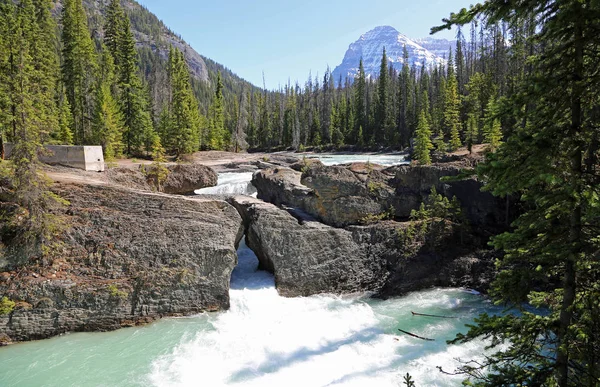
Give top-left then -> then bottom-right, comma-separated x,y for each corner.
253,161 -> 510,231
161,164 -> 218,194
0,184 -> 243,344
229,195 -> 494,298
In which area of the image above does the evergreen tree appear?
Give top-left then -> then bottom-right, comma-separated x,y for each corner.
397,45 -> 411,146
232,87 -> 248,153
413,110 -> 433,165
31,0 -> 60,143
166,47 -> 200,156
465,113 -> 477,153
485,118 -> 502,152
61,0 -> 97,144
115,14 -> 154,155
434,1 -> 600,385
483,96 -> 502,150
444,67 -> 462,151
92,48 -> 124,160
375,47 -> 389,144
104,0 -> 124,68
56,95 -> 74,145
206,71 -> 226,150
354,59 -> 367,144
0,0 -> 62,255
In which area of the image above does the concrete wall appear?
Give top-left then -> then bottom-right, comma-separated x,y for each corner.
4,144 -> 105,172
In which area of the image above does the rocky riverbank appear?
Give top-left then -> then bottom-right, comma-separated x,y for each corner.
0,184 -> 244,345
0,150 -> 505,344
242,156 -> 506,298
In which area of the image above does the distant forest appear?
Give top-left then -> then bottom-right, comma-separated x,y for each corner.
1,0 -> 516,160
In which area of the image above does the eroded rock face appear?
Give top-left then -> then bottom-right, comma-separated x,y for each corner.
390,164 -> 509,228
105,164 -> 218,194
229,196 -> 388,296
229,196 -> 493,298
253,165 -> 399,227
0,184 -> 243,344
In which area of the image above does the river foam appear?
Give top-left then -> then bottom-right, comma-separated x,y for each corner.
148,240 -> 495,387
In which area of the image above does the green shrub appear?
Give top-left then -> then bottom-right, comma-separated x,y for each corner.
367,181 -> 386,194
360,206 -> 395,225
107,284 -> 128,300
397,187 -> 467,256
0,296 -> 15,315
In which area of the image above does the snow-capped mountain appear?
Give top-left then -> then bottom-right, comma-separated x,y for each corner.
332,26 -> 449,83
413,37 -> 456,60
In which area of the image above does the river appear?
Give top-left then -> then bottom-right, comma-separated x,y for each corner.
0,154 -> 498,387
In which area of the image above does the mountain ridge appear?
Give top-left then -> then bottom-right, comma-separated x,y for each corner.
332,26 -> 454,83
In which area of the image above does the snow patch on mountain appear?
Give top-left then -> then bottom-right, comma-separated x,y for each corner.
332,26 -> 449,84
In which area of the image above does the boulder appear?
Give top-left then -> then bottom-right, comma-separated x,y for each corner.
289,158 -> 324,172
105,164 -> 218,194
254,161 -> 511,231
253,165 -> 399,228
0,184 -> 243,343
161,164 -> 218,194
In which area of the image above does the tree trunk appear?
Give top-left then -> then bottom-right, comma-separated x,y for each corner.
556,6 -> 584,385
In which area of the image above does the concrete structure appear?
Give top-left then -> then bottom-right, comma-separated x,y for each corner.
4,144 -> 105,172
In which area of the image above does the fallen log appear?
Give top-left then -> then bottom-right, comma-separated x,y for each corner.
397,328 -> 435,341
411,311 -> 458,319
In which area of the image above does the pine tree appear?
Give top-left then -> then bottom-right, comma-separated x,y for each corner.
233,87 -> 248,153
483,97 -> 502,150
397,45 -> 411,146
61,0 -> 97,145
0,0 -> 63,257
485,118 -> 502,152
92,48 -> 124,160
115,14 -> 154,155
56,91 -> 74,145
375,47 -> 389,144
444,68 -> 462,151
166,47 -> 200,156
357,125 -> 364,147
354,58 -> 366,144
434,1 -> 600,385
413,110 -> 433,165
465,113 -> 477,153
104,0 -> 124,68
31,0 -> 60,143
206,71 -> 226,150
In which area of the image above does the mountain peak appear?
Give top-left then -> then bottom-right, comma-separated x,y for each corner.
332,26 -> 447,83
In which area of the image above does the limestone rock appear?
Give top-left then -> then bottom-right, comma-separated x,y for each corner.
0,184 -> 243,343
229,196 -> 387,296
229,196 -> 493,298
254,161 -> 510,231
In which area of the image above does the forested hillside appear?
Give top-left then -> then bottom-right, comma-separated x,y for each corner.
54,0 -> 260,144
0,0 -> 525,158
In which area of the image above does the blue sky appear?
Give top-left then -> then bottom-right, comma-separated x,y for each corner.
136,0 -> 472,89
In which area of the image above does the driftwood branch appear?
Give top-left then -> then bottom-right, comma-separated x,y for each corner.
398,328 -> 435,341
411,311 -> 458,319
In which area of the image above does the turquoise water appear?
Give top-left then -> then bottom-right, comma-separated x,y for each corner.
0,240 -> 497,387
307,153 -> 409,166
